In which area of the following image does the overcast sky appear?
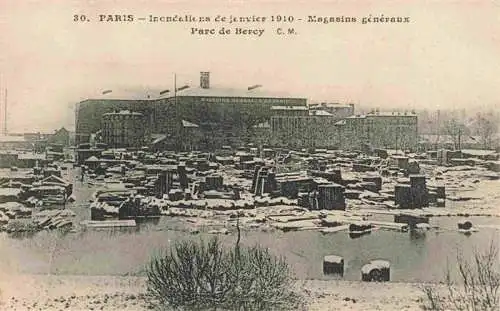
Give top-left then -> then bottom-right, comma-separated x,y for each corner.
0,0 -> 499,132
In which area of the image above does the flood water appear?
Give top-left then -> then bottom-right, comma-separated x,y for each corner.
1,215 -> 499,283
1,167 -> 499,283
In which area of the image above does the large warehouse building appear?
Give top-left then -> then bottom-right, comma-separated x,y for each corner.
270,110 -> 418,151
75,72 -> 307,149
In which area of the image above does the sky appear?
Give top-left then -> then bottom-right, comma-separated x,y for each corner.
0,0 -> 499,132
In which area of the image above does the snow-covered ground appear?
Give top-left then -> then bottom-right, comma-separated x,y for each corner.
0,274 -> 431,311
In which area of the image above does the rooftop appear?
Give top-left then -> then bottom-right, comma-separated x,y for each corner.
253,121 -> 270,129
160,86 -> 305,99
309,110 -> 333,116
309,103 -> 354,109
366,111 -> 417,117
345,112 -> 417,119
271,106 -> 308,110
17,153 -> 46,160
0,135 -> 27,143
84,86 -> 306,101
103,110 -> 144,116
83,86 -> 306,101
0,188 -> 22,196
181,120 -> 199,128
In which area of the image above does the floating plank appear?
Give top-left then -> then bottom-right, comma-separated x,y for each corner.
370,221 -> 409,232
320,225 -> 350,234
81,219 -> 136,228
267,214 -> 318,223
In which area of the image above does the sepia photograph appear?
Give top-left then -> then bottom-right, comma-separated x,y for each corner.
0,1 -> 499,310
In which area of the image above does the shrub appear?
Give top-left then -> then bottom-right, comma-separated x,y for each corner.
225,245 -> 301,311
421,239 -> 500,311
146,220 -> 301,310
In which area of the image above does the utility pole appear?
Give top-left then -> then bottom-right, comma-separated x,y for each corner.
3,89 -> 7,135
174,73 -> 178,151
174,73 -> 177,103
435,109 -> 441,150
458,127 -> 462,151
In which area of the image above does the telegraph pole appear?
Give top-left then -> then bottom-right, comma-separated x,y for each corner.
3,89 -> 7,135
458,127 -> 462,151
174,73 -> 177,104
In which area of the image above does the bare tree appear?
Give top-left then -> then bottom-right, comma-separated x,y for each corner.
474,112 -> 499,149
442,118 -> 469,150
421,239 -> 500,311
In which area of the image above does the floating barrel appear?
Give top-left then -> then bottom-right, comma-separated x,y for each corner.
361,260 -> 390,282
323,255 -> 344,276
458,220 -> 473,230
349,221 -> 372,232
394,214 -> 429,229
415,223 -> 431,230
349,221 -> 372,238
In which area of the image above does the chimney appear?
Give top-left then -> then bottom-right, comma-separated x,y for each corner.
200,71 -> 210,89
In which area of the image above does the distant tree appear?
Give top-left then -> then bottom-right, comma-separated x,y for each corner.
474,112 -> 499,149
442,118 -> 469,150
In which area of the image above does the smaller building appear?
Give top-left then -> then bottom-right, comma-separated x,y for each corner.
337,111 -> 418,151
48,127 -> 71,146
179,120 -> 203,151
250,121 -> 271,148
0,135 -> 35,151
0,152 -> 48,168
102,110 -> 147,149
75,148 -> 104,165
270,116 -> 341,149
271,106 -> 309,117
309,103 -> 355,118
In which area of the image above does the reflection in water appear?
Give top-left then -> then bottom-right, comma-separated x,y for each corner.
349,231 -> 371,239
0,216 -> 498,282
8,231 -> 38,240
136,217 -> 161,226
409,230 -> 427,241
461,231 -> 473,237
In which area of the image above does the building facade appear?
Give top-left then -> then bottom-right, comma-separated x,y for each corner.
75,72 -> 308,149
76,99 -> 152,145
270,111 -> 418,151
101,110 -> 147,148
337,112 -> 418,151
270,116 -> 341,149
270,106 -> 309,117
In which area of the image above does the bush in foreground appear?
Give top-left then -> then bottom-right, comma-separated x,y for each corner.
146,233 -> 301,310
421,239 -> 500,311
